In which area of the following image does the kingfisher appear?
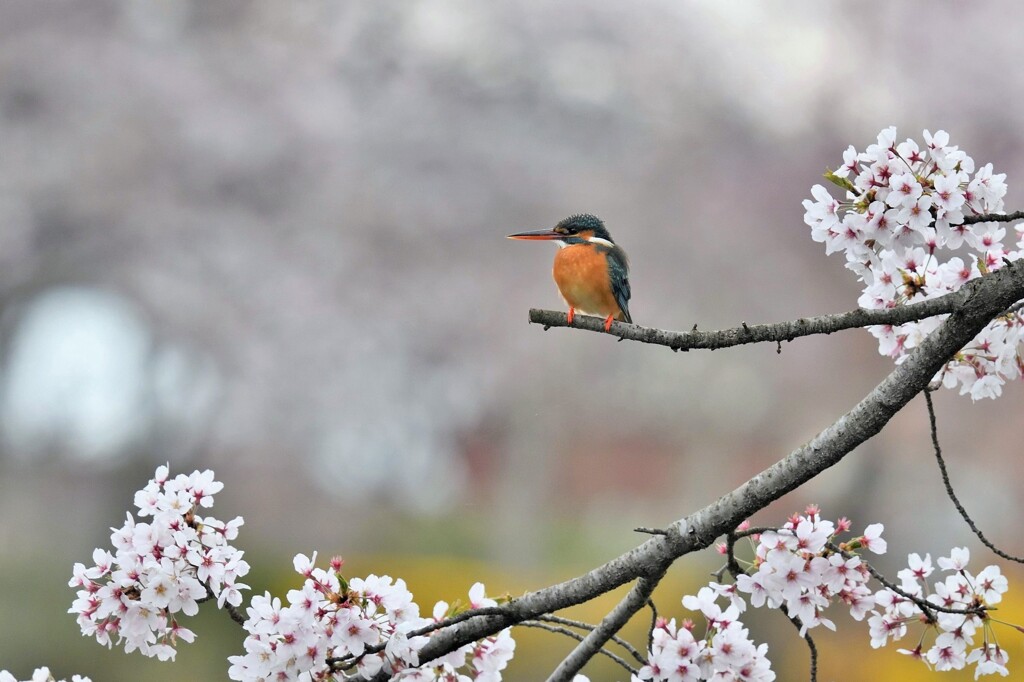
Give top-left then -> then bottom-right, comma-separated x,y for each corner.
507,213 -> 632,332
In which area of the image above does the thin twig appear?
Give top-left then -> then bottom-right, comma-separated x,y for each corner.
646,599 -> 658,655
730,526 -> 778,540
224,602 -> 246,625
519,621 -> 638,676
779,604 -> 818,682
202,583 -> 247,626
924,389 -> 1024,564
535,614 -> 646,664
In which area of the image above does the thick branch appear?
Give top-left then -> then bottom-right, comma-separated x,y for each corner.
362,260 -> 1024,681
547,571 -> 666,682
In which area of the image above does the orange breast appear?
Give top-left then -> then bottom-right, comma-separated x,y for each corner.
552,244 -> 623,318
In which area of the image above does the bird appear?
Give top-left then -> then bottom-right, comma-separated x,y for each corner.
507,213 -> 631,332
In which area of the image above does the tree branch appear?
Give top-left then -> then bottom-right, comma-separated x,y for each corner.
547,571 -> 666,682
962,210 -> 1024,225
360,259 -> 1024,681
528,291 -> 968,348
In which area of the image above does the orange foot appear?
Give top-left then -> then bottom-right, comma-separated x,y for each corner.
603,314 -> 614,332
567,307 -> 576,325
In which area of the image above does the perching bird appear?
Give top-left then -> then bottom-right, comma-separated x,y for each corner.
507,213 -> 631,331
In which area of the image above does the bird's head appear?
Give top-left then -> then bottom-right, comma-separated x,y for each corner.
507,213 -> 614,246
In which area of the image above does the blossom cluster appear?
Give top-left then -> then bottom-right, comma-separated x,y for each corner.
636,608 -> 774,682
731,508 -> 883,634
0,670 -> 90,682
68,466 -> 250,661
870,547 -> 1010,677
803,127 -> 1023,400
228,558 -> 515,682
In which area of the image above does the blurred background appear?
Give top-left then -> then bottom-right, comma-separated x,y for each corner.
2,1 -> 1023,680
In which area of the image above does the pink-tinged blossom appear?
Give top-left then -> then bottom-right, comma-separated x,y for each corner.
868,613 -> 908,649
736,566 -> 774,609
887,173 -> 924,207
821,553 -> 862,593
803,183 -> 842,248
897,138 -> 925,166
974,565 -> 1009,605
859,524 -> 887,554
293,551 -> 318,578
682,586 -> 741,630
938,547 -> 971,572
894,194 -> 934,235
926,636 -> 968,672
934,175 -> 966,222
765,554 -> 819,604
968,644 -> 1010,678
924,129 -> 950,151
835,145 -> 860,178
468,581 -> 497,609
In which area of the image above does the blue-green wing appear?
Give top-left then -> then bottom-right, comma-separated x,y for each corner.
606,247 -> 632,323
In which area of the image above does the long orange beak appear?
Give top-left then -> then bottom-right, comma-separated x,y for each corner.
506,229 -> 562,240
